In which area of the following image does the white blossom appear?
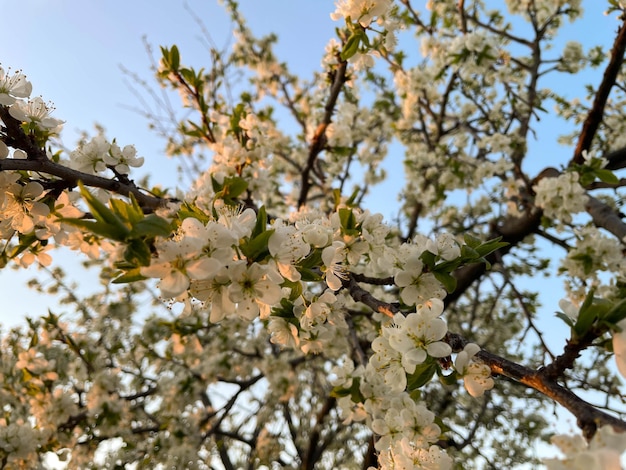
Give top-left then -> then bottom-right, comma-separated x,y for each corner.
0,66 -> 32,105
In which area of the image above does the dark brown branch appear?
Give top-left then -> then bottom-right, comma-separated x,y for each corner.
446,206 -> 543,306
303,396 -> 336,470
342,274 -> 399,318
297,59 -> 348,208
0,158 -> 168,210
350,272 -> 394,286
0,106 -> 47,160
361,435 -> 377,470
571,18 -> 626,165
447,333 -> 626,439
605,146 -> 626,171
540,328 -> 599,381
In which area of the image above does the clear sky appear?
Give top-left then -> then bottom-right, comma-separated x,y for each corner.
0,0 -> 620,334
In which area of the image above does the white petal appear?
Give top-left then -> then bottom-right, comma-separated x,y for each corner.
159,270 -> 189,298
426,341 -> 452,358
186,257 -> 221,280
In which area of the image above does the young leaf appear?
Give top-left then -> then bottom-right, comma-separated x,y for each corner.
129,214 -> 173,238
407,361 -> 437,391
251,206 -> 268,239
59,218 -> 128,241
123,239 -> 152,267
604,298 -> 626,325
463,233 -> 482,249
240,229 -> 275,262
77,182 -> 129,238
573,289 -> 598,336
433,271 -> 457,293
341,32 -> 361,61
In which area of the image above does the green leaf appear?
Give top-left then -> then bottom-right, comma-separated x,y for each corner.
110,197 -> 141,226
123,239 -> 152,267
337,207 -> 359,235
350,378 -> 364,403
438,371 -> 459,386
129,214 -> 173,238
420,250 -> 437,268
7,232 -> 38,259
345,186 -> 360,206
298,267 -> 323,282
281,278 -> 303,301
240,229 -> 275,262
594,168 -> 619,184
432,259 -> 462,273
299,249 -> 324,270
77,182 -> 129,237
178,202 -> 211,224
271,299 -> 297,319
460,245 -> 480,260
463,233 -> 482,249
251,206 -> 268,239
407,361 -> 437,391
224,176 -> 248,198
604,298 -> 626,325
433,271 -> 457,293
555,311 -> 575,328
214,176 -> 248,205
59,218 -> 128,241
341,32 -> 361,61
475,237 -> 508,258
329,386 -> 352,398
170,45 -> 180,71
573,289 -> 598,336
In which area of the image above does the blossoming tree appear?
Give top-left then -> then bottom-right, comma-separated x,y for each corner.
3,0 -> 626,468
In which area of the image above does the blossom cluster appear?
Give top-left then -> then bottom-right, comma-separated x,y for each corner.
69,135 -> 144,175
0,66 -> 63,150
533,171 -> 588,224
543,425 -> 626,470
330,298 -> 493,466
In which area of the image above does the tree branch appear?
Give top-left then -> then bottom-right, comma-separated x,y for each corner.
447,332 -> 626,439
571,18 -> 626,165
297,59 -> 348,208
0,158 -> 169,210
0,106 -> 48,160
585,195 -> 626,243
446,206 -> 543,306
344,274 -> 626,440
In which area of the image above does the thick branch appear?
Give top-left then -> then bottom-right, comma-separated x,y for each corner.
343,274 -> 399,318
585,195 -> 626,242
571,18 -> 626,165
447,333 -> 626,439
0,158 -> 167,210
605,146 -> 626,171
0,106 -> 47,160
446,206 -> 543,306
303,396 -> 336,470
